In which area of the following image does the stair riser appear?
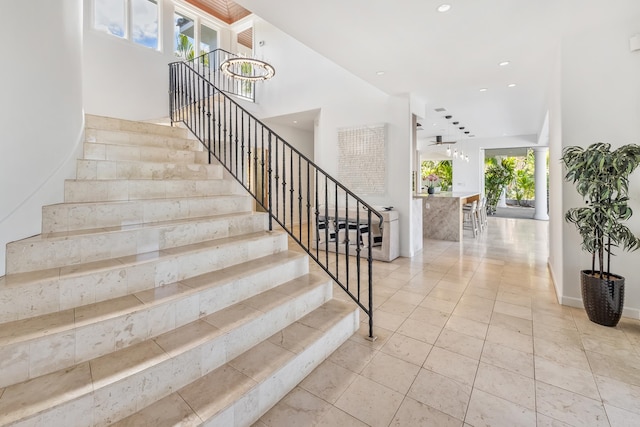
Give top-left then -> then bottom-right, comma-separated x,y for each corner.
0,233 -> 288,324
6,280 -> 332,427
0,255 -> 310,389
76,159 -> 223,181
7,214 -> 268,274
86,128 -> 200,151
83,142 -> 201,164
86,115 -> 190,140
42,196 -> 253,234
64,179 -> 243,203
210,309 -> 359,426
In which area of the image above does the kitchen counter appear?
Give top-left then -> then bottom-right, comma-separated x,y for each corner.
415,192 -> 480,241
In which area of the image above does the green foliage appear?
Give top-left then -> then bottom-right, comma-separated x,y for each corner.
176,33 -> 195,60
514,169 -> 535,205
420,160 -> 452,191
561,142 -> 640,278
485,158 -> 516,214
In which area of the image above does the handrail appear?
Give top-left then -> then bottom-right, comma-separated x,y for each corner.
169,57 -> 383,339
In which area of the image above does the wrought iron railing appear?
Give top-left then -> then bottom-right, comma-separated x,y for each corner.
180,49 -> 256,101
169,57 -> 383,339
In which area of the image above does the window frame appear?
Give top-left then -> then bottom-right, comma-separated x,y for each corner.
92,0 -> 162,51
174,6 -> 222,59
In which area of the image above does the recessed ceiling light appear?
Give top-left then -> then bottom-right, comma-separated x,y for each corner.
293,120 -> 298,124
376,71 -> 385,76
499,61 -> 510,66
437,4 -> 451,12
479,88 -> 488,92
508,83 -> 517,88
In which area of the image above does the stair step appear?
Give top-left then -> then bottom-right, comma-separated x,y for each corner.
76,158 -> 223,181
6,212 -> 267,274
85,128 -> 201,152
42,195 -> 253,234
86,115 -> 191,140
0,251 -> 309,388
112,299 -> 359,427
64,178 -> 244,203
83,142 -> 207,165
0,274 -> 334,426
0,231 -> 288,323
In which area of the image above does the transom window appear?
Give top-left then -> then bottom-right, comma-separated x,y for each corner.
94,0 -> 159,50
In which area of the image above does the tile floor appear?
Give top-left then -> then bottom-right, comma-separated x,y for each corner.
255,216 -> 640,426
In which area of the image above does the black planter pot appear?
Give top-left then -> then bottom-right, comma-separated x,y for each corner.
427,187 -> 435,194
580,270 -> 625,327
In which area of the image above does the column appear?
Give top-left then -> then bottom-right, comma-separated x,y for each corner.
533,146 -> 549,220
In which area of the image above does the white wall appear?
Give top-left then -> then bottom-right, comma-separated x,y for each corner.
248,19 -> 416,256
0,0 -> 84,276
83,0 -> 233,121
560,13 -> 640,318
548,48 -> 564,303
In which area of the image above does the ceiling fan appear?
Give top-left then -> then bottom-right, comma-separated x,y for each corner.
428,135 -> 457,146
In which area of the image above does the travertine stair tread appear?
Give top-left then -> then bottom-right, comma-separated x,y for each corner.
76,158 -> 222,179
2,230 -> 284,286
111,299 -> 357,427
0,251 -> 308,347
19,211 -> 259,241
0,273 -> 331,425
86,130 -> 201,151
83,141 -> 202,158
42,194 -> 253,233
85,115 -> 192,139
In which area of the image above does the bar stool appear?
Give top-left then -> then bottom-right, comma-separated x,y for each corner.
478,197 -> 488,231
463,200 -> 479,237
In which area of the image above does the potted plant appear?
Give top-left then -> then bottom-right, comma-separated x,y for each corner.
561,142 -> 640,326
426,174 -> 439,194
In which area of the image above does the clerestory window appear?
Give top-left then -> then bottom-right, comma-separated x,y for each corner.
94,0 -> 160,50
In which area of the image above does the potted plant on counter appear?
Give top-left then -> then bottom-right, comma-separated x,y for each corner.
426,174 -> 439,194
561,142 -> 640,326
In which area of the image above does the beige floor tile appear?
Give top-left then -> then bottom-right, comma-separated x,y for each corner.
435,328 -> 484,360
493,300 -> 532,321
481,341 -> 534,378
299,359 -> 358,404
361,351 -> 420,394
328,339 -> 377,374
396,318 -> 442,344
533,336 -> 590,371
465,388 -> 536,427
423,347 -> 478,386
474,362 -> 535,410
535,413 -> 574,426
490,311 -> 533,336
444,314 -> 489,339
586,350 -> 640,387
535,356 -> 600,400
409,306 -> 450,329
334,375 -> 404,427
258,387 -> 333,426
420,296 -> 457,314
407,368 -> 471,420
604,404 -> 640,427
595,375 -> 640,415
391,396 -> 463,427
486,324 -> 534,353
536,382 -> 609,427
380,332 -> 433,366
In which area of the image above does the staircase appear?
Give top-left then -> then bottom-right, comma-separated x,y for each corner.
0,115 -> 359,426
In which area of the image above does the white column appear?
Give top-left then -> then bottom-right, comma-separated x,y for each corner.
533,146 -> 549,220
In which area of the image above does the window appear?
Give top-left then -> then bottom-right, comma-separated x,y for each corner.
94,0 -> 126,38
174,12 -> 195,59
93,0 -> 159,50
200,24 -> 218,54
132,0 -> 159,49
174,9 -> 220,60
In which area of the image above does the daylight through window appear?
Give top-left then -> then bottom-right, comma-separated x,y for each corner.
94,0 -> 159,50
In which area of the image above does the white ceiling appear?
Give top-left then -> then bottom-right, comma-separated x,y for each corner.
233,0 -> 640,142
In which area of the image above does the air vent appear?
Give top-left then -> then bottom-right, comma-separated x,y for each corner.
434,108 -> 447,112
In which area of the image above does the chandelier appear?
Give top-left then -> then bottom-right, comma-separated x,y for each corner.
220,58 -> 275,81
